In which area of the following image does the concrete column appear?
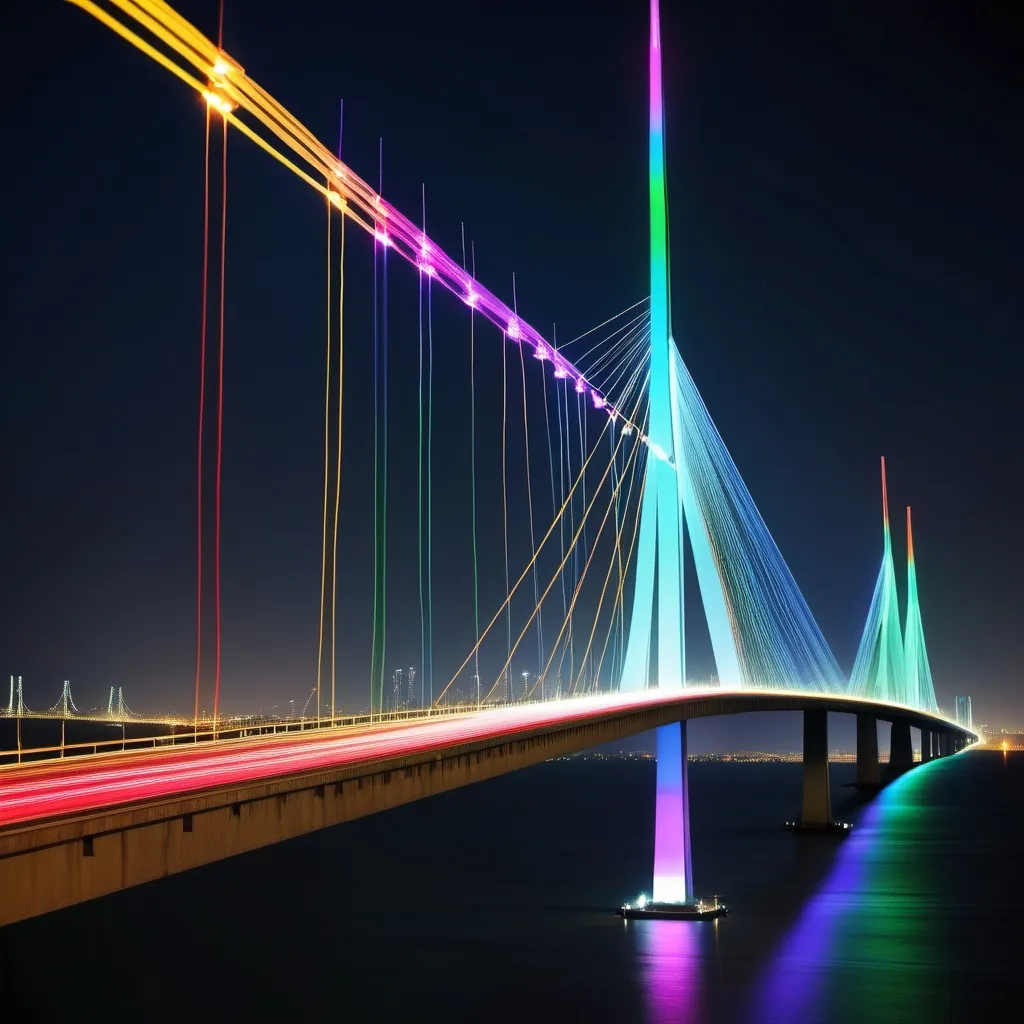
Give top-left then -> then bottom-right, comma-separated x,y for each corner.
938,731 -> 951,757
890,719 -> 913,771
856,714 -> 880,786
652,721 -> 693,904
920,728 -> 932,763
801,710 -> 832,827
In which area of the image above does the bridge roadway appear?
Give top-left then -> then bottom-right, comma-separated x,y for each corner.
0,689 -> 975,926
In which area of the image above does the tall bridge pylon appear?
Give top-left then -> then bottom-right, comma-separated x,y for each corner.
618,0 -> 740,910
49,680 -> 80,717
5,676 -> 28,717
107,686 -> 134,720
904,507 -> 938,712
851,457 -> 906,704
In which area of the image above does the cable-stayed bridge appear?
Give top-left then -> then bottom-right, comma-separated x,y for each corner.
0,0 -> 976,926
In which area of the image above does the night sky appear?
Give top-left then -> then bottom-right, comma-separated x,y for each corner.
3,1 -> 1021,738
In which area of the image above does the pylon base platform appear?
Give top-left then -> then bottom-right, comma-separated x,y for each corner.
616,898 -> 727,921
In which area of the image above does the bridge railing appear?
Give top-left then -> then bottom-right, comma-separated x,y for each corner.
0,699 -> 505,767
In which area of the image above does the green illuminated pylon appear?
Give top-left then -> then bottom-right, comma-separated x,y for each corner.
620,0 -> 740,693
851,457 -> 905,703
904,506 -> 937,711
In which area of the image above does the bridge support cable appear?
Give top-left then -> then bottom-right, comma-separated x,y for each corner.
434,390 -> 636,706
316,181 -> 333,722
212,93 -> 228,735
194,104 -> 211,735
556,303 -> 652,688
68,1 -> 664,475
567,413 -> 649,695
551,353 -> 650,697
468,239 -> 481,707
329,178 -> 346,723
668,349 -> 845,693
369,144 -> 390,717
417,196 -> 432,711
551,402 -> 649,697
851,457 -> 905,703
491,384 -> 649,703
513,276 -> 545,696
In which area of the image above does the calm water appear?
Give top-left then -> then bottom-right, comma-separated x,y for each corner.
1,751 -> 1019,1022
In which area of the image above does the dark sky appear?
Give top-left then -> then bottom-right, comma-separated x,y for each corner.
3,0 -> 1021,738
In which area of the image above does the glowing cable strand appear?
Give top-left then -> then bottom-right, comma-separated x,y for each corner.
562,376 -> 577,686
194,103 -> 211,734
212,85 -> 227,729
556,317 -> 651,399
557,297 -> 650,352
568,404 -> 650,694
539,355 -> 560,692
518,329 -> 545,686
370,188 -> 384,713
502,328 -> 511,700
316,189 -> 332,718
426,269 -> 435,704
590,454 -> 650,691
554,350 -> 568,684
417,224 -> 426,707
578,391 -> 588,683
556,356 -> 650,692
79,1 -> 650,446
329,210 -> 345,721
672,351 -> 844,692
533,396 -> 650,699
468,241 -> 481,704
587,330 -> 651,406
561,308 -> 651,375
604,354 -> 652,675
527,436 -> 647,702
433,402 -> 621,706
576,321 -> 651,390
486,384 -> 649,703
379,217 -> 390,712
538,350 -> 651,693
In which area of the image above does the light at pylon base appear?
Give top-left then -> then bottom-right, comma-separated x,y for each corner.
653,874 -> 689,904
617,891 -> 728,921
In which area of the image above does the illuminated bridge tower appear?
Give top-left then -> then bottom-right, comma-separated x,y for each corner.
618,0 -> 733,918
851,457 -> 905,704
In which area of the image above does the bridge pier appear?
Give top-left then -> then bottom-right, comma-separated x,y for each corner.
652,721 -> 693,904
920,728 -> 932,763
798,710 -> 832,829
856,714 -> 880,787
889,719 -> 914,774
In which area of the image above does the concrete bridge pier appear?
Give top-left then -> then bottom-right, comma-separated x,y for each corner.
856,714 -> 880,786
889,719 -> 914,774
798,710 -> 833,828
920,728 -> 932,763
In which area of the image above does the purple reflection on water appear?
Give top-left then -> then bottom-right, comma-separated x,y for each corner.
634,920 -> 702,1023
753,770 -> 922,1022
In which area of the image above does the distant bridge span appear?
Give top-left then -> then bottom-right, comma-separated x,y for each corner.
0,690 -> 976,926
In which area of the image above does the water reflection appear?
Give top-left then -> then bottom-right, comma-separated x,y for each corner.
632,919 -> 703,1023
754,762 -> 940,1023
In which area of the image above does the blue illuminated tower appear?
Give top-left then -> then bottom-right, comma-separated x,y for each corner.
618,0 -> 737,911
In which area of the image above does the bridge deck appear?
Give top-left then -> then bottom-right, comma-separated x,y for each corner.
0,689 -> 969,834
